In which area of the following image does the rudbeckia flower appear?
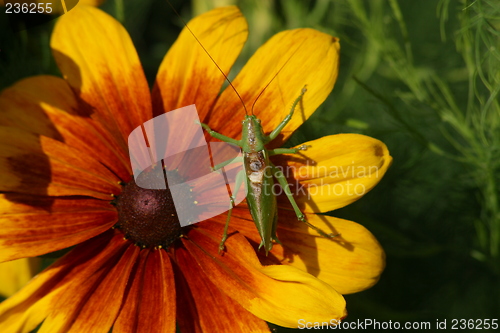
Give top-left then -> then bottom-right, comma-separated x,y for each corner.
0,5 -> 391,332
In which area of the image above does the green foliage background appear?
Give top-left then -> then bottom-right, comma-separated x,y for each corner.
1,0 -> 499,331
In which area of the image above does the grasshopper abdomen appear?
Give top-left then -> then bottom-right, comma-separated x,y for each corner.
244,148 -> 279,254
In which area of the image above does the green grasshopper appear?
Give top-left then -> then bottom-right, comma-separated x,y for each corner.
200,87 -> 337,255
165,1 -> 337,255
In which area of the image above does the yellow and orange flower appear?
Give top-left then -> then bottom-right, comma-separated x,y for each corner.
0,5 -> 391,332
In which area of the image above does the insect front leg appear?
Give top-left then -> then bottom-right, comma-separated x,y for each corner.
212,156 -> 243,172
219,168 -> 246,254
198,122 -> 242,147
265,85 -> 307,143
270,163 -> 339,239
269,145 -> 309,156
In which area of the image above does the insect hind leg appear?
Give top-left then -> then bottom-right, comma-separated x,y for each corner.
219,196 -> 235,255
219,168 -> 246,254
270,162 -> 339,239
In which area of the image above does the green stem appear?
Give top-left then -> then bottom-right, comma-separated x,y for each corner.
485,165 -> 499,259
115,0 -> 125,23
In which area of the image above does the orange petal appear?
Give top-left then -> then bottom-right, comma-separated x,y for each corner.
61,246 -> 139,333
0,258 -> 41,298
174,246 -> 270,333
273,134 -> 392,213
0,75 -> 132,182
0,127 -> 121,199
112,251 -> 148,333
113,249 -> 176,333
0,231 -> 131,333
51,6 -> 152,146
210,29 -> 340,146
0,193 -> 117,262
183,222 -> 346,328
152,6 -> 248,118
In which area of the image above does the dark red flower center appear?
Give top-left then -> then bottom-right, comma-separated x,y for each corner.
114,166 -> 187,249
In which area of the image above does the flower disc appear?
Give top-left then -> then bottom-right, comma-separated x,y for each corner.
115,166 -> 184,248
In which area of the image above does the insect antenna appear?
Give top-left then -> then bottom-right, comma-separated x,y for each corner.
165,1 -> 249,116
250,40 -> 306,115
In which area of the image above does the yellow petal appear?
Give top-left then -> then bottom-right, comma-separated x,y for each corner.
51,6 -> 152,146
153,6 -> 248,119
274,134 -> 392,213
184,223 -> 346,328
274,211 -> 385,294
210,29 -> 340,147
0,258 -> 41,298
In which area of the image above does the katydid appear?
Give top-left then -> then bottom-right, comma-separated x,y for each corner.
165,2 -> 338,255
200,87 -> 338,255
